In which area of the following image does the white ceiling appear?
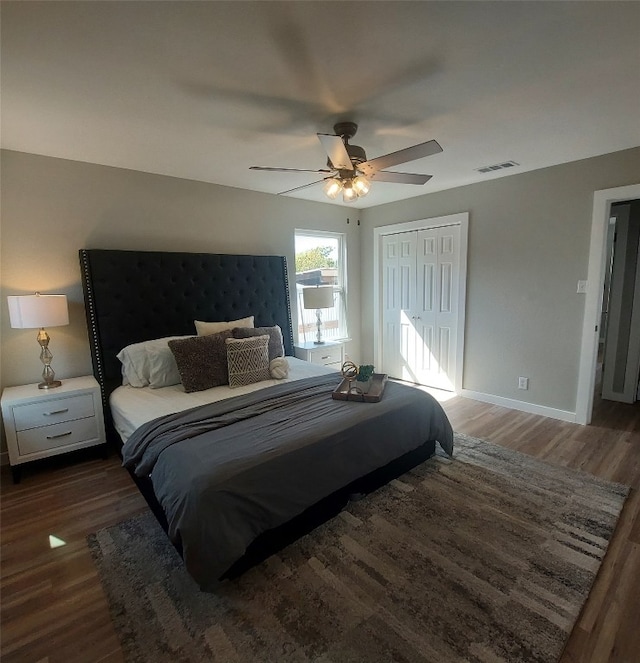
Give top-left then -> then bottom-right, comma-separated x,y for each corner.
2,1 -> 639,209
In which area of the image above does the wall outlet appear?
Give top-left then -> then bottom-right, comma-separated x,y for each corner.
577,280 -> 588,294
518,376 -> 529,390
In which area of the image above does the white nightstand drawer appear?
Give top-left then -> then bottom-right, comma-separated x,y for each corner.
295,340 -> 345,368
12,393 -> 95,431
2,376 -> 107,481
17,416 -> 100,455
309,344 -> 343,366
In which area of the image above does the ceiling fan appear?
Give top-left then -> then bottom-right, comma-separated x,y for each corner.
250,121 -> 442,203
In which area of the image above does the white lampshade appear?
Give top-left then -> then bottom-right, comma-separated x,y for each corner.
8,294 -> 69,329
302,286 -> 334,310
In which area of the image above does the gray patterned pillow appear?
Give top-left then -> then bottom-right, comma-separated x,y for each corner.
168,331 -> 232,392
232,325 -> 285,361
226,335 -> 271,388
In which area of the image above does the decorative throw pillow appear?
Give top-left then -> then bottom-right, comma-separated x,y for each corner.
226,335 -> 271,388
168,331 -> 233,392
194,316 -> 254,336
232,325 -> 284,361
269,356 -> 289,380
116,336 -> 190,388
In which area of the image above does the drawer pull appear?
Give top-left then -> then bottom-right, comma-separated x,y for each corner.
43,408 -> 69,416
46,431 -> 73,440
321,355 -> 331,360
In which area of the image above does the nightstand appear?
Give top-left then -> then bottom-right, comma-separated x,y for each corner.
1,375 -> 106,483
294,340 -> 345,368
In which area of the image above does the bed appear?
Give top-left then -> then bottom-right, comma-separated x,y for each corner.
80,248 -> 453,590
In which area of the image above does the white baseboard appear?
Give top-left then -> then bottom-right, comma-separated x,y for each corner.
460,389 -> 578,424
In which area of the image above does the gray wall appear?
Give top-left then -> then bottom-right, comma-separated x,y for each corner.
0,150 -> 363,453
360,148 -> 640,414
2,147 -> 639,458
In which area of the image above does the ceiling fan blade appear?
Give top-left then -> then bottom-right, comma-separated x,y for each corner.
278,178 -> 328,195
317,133 -> 352,170
358,139 -> 443,176
369,171 -> 432,185
250,166 -> 333,174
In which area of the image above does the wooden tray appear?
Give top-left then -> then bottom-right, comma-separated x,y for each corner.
332,373 -> 388,403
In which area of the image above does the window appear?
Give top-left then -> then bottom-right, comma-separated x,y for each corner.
294,230 -> 348,343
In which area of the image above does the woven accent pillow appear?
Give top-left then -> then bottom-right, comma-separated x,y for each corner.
226,335 -> 271,388
168,331 -> 232,392
232,325 -> 284,361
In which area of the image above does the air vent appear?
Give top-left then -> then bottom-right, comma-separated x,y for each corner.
476,160 -> 519,174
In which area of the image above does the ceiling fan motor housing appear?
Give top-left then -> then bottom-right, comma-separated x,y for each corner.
333,121 -> 358,140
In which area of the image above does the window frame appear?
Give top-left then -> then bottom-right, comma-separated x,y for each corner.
294,229 -> 349,344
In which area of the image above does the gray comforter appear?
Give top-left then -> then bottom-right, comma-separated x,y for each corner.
122,373 -> 453,589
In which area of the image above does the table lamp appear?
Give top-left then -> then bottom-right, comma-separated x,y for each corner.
302,286 -> 334,345
8,293 -> 70,389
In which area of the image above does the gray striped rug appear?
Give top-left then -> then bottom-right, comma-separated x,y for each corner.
88,433 -> 629,663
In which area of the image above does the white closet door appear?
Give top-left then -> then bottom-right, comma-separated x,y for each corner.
382,224 -> 460,390
414,225 -> 460,390
382,232 -> 417,381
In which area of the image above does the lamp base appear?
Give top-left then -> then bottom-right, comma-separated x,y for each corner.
39,380 -> 62,390
313,340 -> 326,345
37,328 -> 62,389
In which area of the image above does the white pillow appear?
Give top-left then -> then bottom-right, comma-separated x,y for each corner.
194,316 -> 254,336
116,336 -> 190,388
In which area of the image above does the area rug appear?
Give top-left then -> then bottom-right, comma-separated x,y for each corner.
88,433 -> 629,663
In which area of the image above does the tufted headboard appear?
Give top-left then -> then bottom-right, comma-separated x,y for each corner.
79,249 -> 294,415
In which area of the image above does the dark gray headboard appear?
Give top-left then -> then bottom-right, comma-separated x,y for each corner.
79,249 -> 294,412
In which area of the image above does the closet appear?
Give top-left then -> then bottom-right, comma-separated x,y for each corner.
381,223 -> 461,390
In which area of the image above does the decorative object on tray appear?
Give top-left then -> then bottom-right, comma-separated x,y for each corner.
355,363 -> 374,393
334,361 -> 388,402
341,359 -> 358,379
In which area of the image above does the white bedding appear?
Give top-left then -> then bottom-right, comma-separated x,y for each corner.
110,357 -> 338,444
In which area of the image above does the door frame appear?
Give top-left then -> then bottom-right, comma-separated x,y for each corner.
576,183 -> 640,424
373,212 -> 469,392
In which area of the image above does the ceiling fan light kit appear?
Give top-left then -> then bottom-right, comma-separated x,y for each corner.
323,174 -> 371,203
342,181 -> 358,203
323,178 -> 343,199
251,121 -> 442,203
352,175 -> 370,196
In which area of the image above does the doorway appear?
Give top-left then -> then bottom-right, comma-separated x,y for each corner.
576,184 -> 640,424
600,200 -> 640,403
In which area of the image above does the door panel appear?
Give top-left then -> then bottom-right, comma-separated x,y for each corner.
382,233 -> 417,379
415,225 -> 460,390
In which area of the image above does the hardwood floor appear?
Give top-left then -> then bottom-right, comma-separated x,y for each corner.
1,391 -> 638,663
